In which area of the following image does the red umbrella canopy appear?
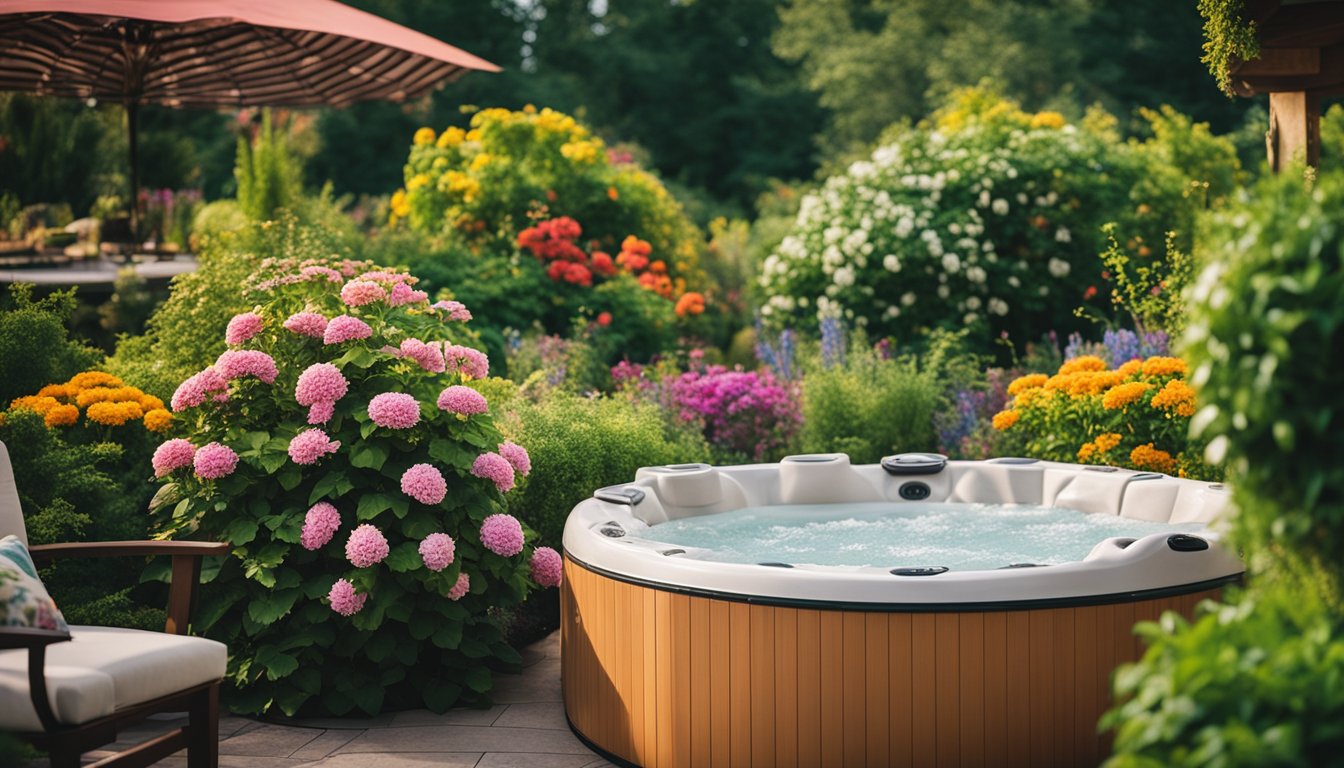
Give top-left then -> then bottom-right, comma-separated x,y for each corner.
0,0 -> 500,108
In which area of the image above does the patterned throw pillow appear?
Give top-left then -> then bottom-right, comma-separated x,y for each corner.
0,535 -> 69,632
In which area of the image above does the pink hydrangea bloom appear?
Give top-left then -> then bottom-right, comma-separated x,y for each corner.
368,392 -> 421,429
437,385 -> 487,416
498,441 -> 531,477
225,312 -> 264,345
530,546 -> 563,588
418,533 -> 456,572
152,438 -> 196,478
306,400 -> 335,424
299,265 -> 343,283
444,345 -> 489,380
288,428 -> 341,465
397,338 -> 445,373
323,315 -> 373,345
170,367 -> 228,411
472,452 -> 515,493
345,524 -> 390,568
283,311 -> 329,338
387,282 -> 429,307
432,300 -> 472,322
358,270 -> 413,284
193,442 -> 238,479
301,502 -> 341,550
446,572 -> 470,600
295,363 -> 348,404
215,350 -> 278,384
340,279 -> 388,307
329,578 -> 367,616
479,513 -> 524,556
401,463 -> 447,505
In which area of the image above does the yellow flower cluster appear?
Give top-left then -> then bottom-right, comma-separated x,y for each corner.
991,410 -> 1020,430
1058,355 -> 1108,375
1150,379 -> 1196,417
1077,432 -> 1122,462
1140,356 -> 1187,377
6,372 -> 170,431
1029,111 -> 1066,130
1129,443 -> 1176,474
1102,381 -> 1152,410
1007,373 -> 1048,395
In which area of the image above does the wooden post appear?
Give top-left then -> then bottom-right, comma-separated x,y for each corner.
1268,90 -> 1321,172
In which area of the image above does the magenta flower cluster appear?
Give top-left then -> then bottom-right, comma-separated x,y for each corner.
368,392 -> 421,429
479,513 -> 524,557
388,282 -> 429,306
152,438 -> 196,477
471,452 -> 515,493
323,315 -> 373,345
193,442 -> 238,479
215,350 -> 278,384
401,463 -> 447,505
446,573 -> 470,600
530,547 -> 563,588
328,578 -> 366,616
418,533 -> 456,572
497,441 -> 531,477
443,345 -> 489,380
345,524 -> 390,568
396,338 -> 445,373
283,311 -> 328,338
301,502 -> 342,550
288,428 -> 340,465
225,312 -> 264,345
170,367 -> 228,411
432,300 -> 472,322
295,363 -> 348,424
666,366 -> 802,461
437,385 -> 487,416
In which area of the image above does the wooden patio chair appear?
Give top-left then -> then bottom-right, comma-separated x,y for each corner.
0,440 -> 228,767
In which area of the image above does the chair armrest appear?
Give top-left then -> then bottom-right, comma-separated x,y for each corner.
29,540 -> 228,636
27,540 -> 229,562
0,627 -> 71,732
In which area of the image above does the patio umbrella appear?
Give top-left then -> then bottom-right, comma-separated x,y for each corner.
0,0 -> 500,236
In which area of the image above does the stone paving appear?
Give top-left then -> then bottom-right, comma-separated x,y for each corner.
70,630 -> 615,768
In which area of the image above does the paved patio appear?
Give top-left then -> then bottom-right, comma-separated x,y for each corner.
66,630 -> 613,768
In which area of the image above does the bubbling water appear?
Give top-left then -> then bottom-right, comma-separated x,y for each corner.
629,502 -> 1204,571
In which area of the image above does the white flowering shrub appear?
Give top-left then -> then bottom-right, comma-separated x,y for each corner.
759,96 -> 1184,349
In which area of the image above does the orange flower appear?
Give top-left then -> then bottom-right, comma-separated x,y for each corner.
621,235 -> 652,258
649,259 -> 667,274
1129,443 -> 1176,474
1007,374 -> 1048,396
607,186 -> 619,201
991,410 -> 1019,430
10,396 -> 59,415
44,404 -> 79,428
139,394 -> 166,412
37,384 -> 73,400
1116,359 -> 1143,378
674,292 -> 706,317
143,408 -> 173,432
1140,356 -> 1187,377
1058,355 -> 1107,375
1150,379 -> 1196,417
67,371 -> 123,390
1102,382 -> 1152,410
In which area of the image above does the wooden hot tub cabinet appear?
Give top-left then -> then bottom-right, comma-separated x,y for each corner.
561,555 -> 1223,768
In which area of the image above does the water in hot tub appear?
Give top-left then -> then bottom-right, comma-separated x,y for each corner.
628,502 -> 1206,571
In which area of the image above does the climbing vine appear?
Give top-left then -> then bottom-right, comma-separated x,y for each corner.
1198,0 -> 1260,95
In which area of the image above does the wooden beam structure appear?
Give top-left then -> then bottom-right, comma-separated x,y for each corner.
1228,0 -> 1344,171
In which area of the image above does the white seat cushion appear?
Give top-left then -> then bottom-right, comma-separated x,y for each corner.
0,625 -> 226,731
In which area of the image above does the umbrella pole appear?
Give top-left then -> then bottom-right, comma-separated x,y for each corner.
127,98 -> 140,251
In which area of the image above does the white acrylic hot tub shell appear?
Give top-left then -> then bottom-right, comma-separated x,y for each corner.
561,455 -> 1244,606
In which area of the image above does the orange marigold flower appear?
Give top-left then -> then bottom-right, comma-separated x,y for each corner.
1007,374 -> 1049,396
139,394 -> 165,412
10,395 -> 59,415
143,408 -> 173,432
86,401 -> 142,426
1043,372 -> 1077,392
37,384 -> 73,400
1068,371 -> 1123,396
1058,355 -> 1107,375
621,235 -> 652,258
674,292 -> 706,318
1140,356 -> 1187,377
1095,432 -> 1122,452
649,259 -> 667,274
1116,359 -> 1143,378
1129,443 -> 1176,474
1102,382 -> 1152,410
1150,379 -> 1196,415
67,371 -> 122,390
44,404 -> 79,428
991,410 -> 1020,430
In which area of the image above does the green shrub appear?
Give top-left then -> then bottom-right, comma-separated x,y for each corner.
759,89 -> 1192,352
153,255 -> 549,717
235,110 -> 303,221
799,346 -> 942,464
0,284 -> 101,406
503,394 -> 709,547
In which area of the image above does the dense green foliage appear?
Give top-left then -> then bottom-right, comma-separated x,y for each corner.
503,393 -> 709,547
0,285 -> 101,405
800,348 -> 943,464
1106,171 -> 1344,765
235,111 -> 303,222
1197,0 -> 1259,96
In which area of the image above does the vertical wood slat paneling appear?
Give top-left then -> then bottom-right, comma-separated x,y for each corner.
562,558 -> 1221,768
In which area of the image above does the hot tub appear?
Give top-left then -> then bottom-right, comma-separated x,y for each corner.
560,454 -> 1243,767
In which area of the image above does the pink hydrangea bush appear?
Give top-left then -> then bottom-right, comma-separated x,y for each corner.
149,254 -> 546,718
